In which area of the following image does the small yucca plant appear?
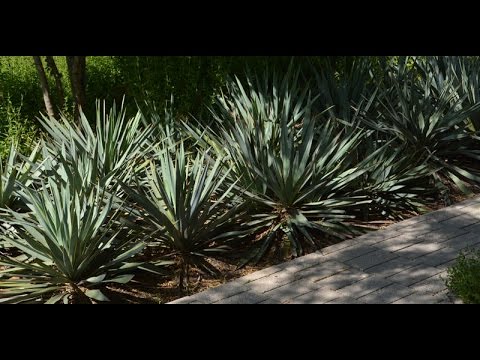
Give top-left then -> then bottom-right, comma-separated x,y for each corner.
121,142 -> 250,290
39,99 -> 152,186
0,157 -> 145,304
0,142 -> 40,210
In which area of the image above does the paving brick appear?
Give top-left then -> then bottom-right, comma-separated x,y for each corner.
409,272 -> 448,295
462,221 -> 480,232
447,196 -> 480,210
331,244 -> 378,262
439,215 -> 480,229
377,233 -> 424,252
363,257 -> 419,278
417,246 -> 462,268
292,261 -> 348,282
258,299 -> 283,304
357,283 -> 414,304
287,288 -> 341,304
420,209 -> 463,222
335,275 -> 393,299
396,241 -> 448,260
416,228 -> 469,243
192,281 -> 248,303
241,265 -> 284,283
325,297 -> 366,304
314,269 -> 370,290
262,278 -> 324,303
250,261 -> 349,300
319,239 -> 358,255
393,222 -> 446,236
392,292 -> 445,304
387,264 -> 442,287
344,249 -> 399,271
247,271 -> 297,293
276,251 -> 327,273
443,232 -> 480,252
354,230 -> 402,245
214,291 -> 266,304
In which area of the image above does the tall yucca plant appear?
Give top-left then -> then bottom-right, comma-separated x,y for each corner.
121,142 -> 250,290
209,69 -> 370,263
0,157 -> 145,304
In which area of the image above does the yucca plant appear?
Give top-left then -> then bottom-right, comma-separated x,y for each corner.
39,99 -> 152,186
208,69 -> 371,264
354,140 -> 438,221
419,56 -> 480,133
312,56 -> 377,125
121,142 -> 250,290
364,57 -> 480,193
0,142 -> 41,210
0,157 -> 145,304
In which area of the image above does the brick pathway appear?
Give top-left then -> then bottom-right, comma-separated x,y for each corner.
169,196 -> 480,304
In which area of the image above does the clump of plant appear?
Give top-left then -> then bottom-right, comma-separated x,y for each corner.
202,67 -> 372,264
0,142 -> 40,210
39,99 -> 152,187
446,248 -> 480,304
364,57 -> 480,194
121,141 -> 250,291
0,154 -> 145,304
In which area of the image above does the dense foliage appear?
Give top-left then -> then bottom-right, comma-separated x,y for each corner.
446,249 -> 480,304
1,56 -> 480,303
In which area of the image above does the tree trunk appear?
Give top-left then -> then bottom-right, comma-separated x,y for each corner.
45,56 -> 65,110
66,56 -> 87,122
33,56 -> 56,118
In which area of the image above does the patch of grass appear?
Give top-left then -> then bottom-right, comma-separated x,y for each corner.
446,248 -> 480,304
0,97 -> 37,159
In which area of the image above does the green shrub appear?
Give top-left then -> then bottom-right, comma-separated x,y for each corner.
446,248 -> 480,304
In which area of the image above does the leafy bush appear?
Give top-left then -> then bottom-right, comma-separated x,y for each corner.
446,248 -> 480,304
